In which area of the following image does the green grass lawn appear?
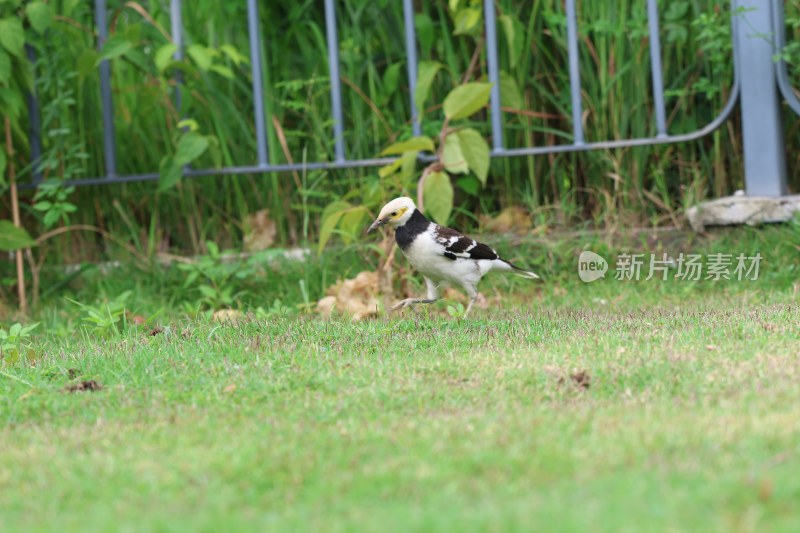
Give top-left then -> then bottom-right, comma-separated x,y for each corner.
2,226 -> 800,532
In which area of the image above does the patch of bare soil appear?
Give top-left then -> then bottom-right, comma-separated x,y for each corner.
64,380 -> 103,393
559,370 -> 591,390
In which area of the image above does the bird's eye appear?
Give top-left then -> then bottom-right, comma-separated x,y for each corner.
390,211 -> 397,217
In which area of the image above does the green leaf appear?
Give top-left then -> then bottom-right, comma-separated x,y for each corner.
443,82 -> 493,120
20,323 -> 39,335
453,8 -> 481,35
0,220 -> 36,251
77,49 -> 98,79
382,62 -> 402,96
97,34 -> 134,62
0,87 -> 25,119
664,1 -> 689,21
174,132 -> 209,166
42,209 -> 59,228
209,64 -> 234,79
423,171 -> 454,225
414,61 -> 441,114
198,285 -> 218,299
456,175 -> 480,196
378,157 -> 402,179
414,13 -> 434,56
220,44 -> 248,66
0,17 -> 25,57
155,43 -> 177,72
400,150 -> 419,186
338,208 -> 369,245
499,71 -> 523,110
317,200 -> 351,256
499,14 -> 525,69
177,118 -> 199,132
187,44 -> 213,71
25,1 -> 53,34
205,240 -> 219,257
157,156 -> 181,192
456,128 -> 490,184
63,0 -> 81,16
442,133 -> 469,174
32,201 -> 52,211
380,150 -> 419,183
380,136 -> 435,155
0,47 -> 10,84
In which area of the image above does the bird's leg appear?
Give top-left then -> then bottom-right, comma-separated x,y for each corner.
390,297 -> 439,311
462,285 -> 479,318
390,277 -> 441,312
424,277 -> 440,301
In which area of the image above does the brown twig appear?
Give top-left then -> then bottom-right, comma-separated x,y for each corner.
340,76 -> 393,137
269,116 -> 301,243
416,166 -> 434,212
36,225 -> 149,265
53,15 -> 92,34
500,107 -> 562,120
271,116 -> 303,192
122,2 -> 173,42
461,37 -> 485,84
5,117 -> 28,315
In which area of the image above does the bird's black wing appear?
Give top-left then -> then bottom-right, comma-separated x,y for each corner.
433,226 -> 499,261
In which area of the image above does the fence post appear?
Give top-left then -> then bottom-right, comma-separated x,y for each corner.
732,0 -> 788,197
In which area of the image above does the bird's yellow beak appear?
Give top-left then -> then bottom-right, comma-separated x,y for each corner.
367,218 -> 386,234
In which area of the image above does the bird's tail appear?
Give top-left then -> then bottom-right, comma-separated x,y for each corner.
500,260 -> 540,280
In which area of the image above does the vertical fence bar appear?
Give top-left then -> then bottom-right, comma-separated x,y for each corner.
646,0 -> 668,138
25,45 -> 42,184
564,0 -> 584,145
771,0 -> 800,116
483,0 -> 504,151
169,0 -> 183,114
323,0 -> 346,162
402,0 -> 421,137
247,0 -> 269,167
94,0 -> 117,177
732,0 -> 787,196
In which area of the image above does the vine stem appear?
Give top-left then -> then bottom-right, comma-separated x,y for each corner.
417,36 -> 484,214
5,117 -> 28,316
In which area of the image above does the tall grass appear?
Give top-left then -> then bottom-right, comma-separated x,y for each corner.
4,0 -> 800,264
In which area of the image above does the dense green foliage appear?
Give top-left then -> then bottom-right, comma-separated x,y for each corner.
1,0 -> 799,288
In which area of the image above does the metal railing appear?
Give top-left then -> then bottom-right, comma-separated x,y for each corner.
22,0 -> 795,195
773,0 -> 800,116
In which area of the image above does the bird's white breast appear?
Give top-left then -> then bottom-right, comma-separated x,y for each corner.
403,225 -> 486,286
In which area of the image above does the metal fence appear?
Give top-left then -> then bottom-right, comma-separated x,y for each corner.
23,0 -> 798,195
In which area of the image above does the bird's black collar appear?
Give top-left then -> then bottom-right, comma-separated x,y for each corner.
394,209 -> 430,251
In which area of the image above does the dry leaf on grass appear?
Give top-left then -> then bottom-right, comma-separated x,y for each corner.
126,312 -> 147,326
213,309 -> 245,324
316,271 -> 380,321
480,206 -> 531,233
64,380 -> 103,393
243,209 -> 277,252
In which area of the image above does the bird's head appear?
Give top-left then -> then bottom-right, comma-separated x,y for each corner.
367,197 -> 417,233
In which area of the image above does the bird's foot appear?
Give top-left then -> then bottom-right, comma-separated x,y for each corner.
390,298 -> 439,312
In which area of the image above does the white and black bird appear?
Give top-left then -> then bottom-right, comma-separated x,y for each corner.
367,197 -> 539,317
